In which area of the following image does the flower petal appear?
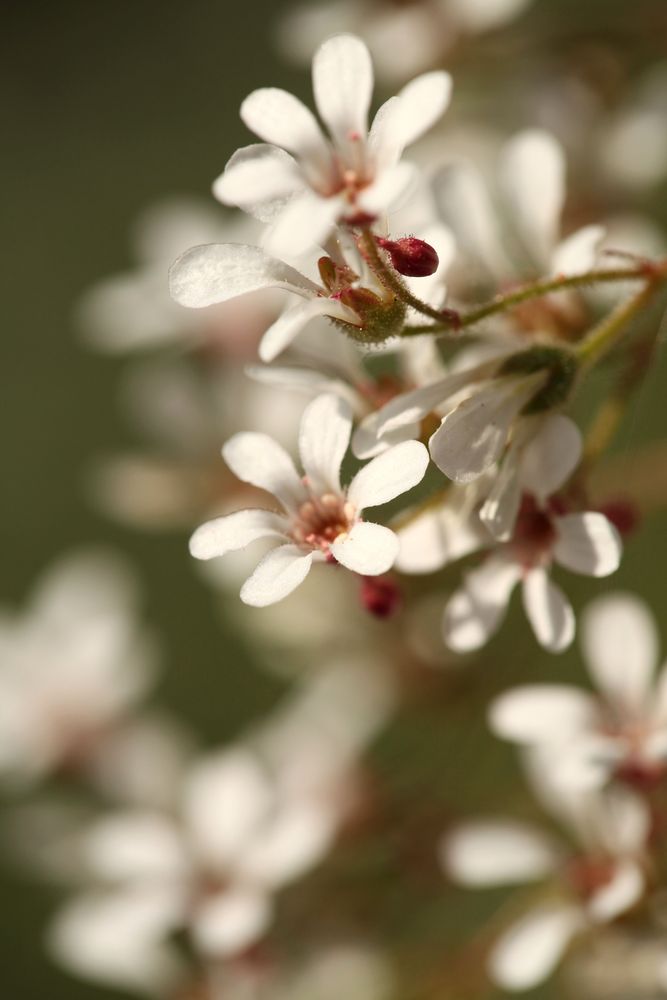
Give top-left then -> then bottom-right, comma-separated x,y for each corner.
377,363 -> 495,436
358,160 -> 419,216
443,556 -> 521,652
553,513 -> 622,577
522,568 -> 576,653
347,440 -> 429,510
238,801 -> 336,887
519,414 -> 582,500
264,190 -> 343,257
193,887 -> 272,956
298,393 -> 353,495
396,502 -> 487,574
434,161 -> 508,279
189,509 -> 288,561
499,130 -> 566,267
587,860 -> 644,923
240,545 -> 314,606
443,820 -> 559,886
479,448 -> 522,541
330,521 -> 399,575
83,813 -> 187,881
369,71 -> 452,167
241,87 -> 329,164
489,685 -> 597,746
213,145 -> 303,220
222,432 -> 306,513
489,904 -> 583,992
552,224 -> 605,276
259,296 -> 352,362
169,243 -> 314,308
312,34 -> 373,147
581,593 -> 659,711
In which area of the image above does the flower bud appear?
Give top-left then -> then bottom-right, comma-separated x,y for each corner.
377,237 -> 439,278
359,575 -> 401,618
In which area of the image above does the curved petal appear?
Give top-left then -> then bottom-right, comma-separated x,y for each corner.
298,393 -> 353,495
330,521 -> 399,575
552,224 -> 605,276
553,513 -> 622,577
240,545 -> 314,606
434,161 -> 508,279
84,813 -> 187,881
312,34 -> 373,147
519,414 -> 582,500
347,440 -> 429,510
189,509 -> 288,561
377,363 -> 495,436
213,145 -> 303,218
238,801 -> 336,887
479,448 -> 522,541
522,569 -> 576,653
193,887 -> 271,957
443,556 -> 521,652
263,190 -> 343,257
581,593 -> 658,712
489,685 -> 597,746
587,860 -> 644,923
499,130 -> 565,267
241,87 -> 329,165
357,161 -> 419,216
369,71 -> 452,167
169,243 -> 315,308
259,296 -> 351,362
396,502 -> 487,574
443,820 -> 559,886
222,433 -> 306,513
489,904 -> 583,992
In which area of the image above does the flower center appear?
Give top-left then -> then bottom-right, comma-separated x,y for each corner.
565,855 -> 617,901
509,493 -> 557,568
291,492 -> 356,553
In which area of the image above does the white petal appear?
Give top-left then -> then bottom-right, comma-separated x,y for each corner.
169,243 -> 314,308
222,432 -> 305,513
553,513 -> 622,577
189,509 -> 288,561
429,374 -> 544,484
213,145 -> 303,217
489,905 -> 583,992
434,161 -> 508,279
552,224 -> 605,276
581,593 -> 659,712
298,393 -> 352,495
377,363 -> 496,436
347,440 -> 429,510
330,521 -> 399,576
442,821 -> 559,886
241,87 -> 329,165
238,801 -> 336,887
358,161 -> 419,216
193,887 -> 271,956
351,410 -> 422,459
522,569 -> 576,653
499,130 -> 566,266
479,449 -> 522,541
312,34 -> 373,147
443,556 -> 521,652
259,296 -> 350,362
587,860 -> 644,923
84,813 -> 186,881
369,72 -> 452,168
264,190 -> 343,257
396,502 -> 486,574
519,414 -> 582,500
240,545 -> 314,606
489,685 -> 597,746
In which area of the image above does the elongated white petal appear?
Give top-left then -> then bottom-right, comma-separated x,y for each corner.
519,414 -> 582,500
522,569 -> 576,653
553,513 -> 622,577
430,374 -> 544,484
369,71 -> 452,167
588,860 -> 644,923
213,145 -> 303,215
193,887 -> 271,956
239,801 -> 336,887
84,813 -> 187,881
259,296 -> 349,363
377,365 -> 492,436
443,821 -> 559,886
489,905 -> 583,992
351,410 -> 422,459
264,190 -> 343,257
480,449 -> 521,541
169,243 -> 314,308
189,509 -> 288,561
347,440 -> 429,510
330,521 -> 399,575
241,87 -> 329,164
581,593 -> 658,712
358,161 -> 419,215
222,433 -> 305,514
489,685 -> 597,746
298,393 -> 352,495
434,162 -> 508,279
443,556 -> 521,652
240,545 -> 314,606
552,224 -> 605,276
396,502 -> 487,574
499,130 -> 566,266
312,34 -> 373,146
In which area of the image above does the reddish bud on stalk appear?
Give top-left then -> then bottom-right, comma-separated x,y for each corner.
360,575 -> 402,618
597,499 -> 640,537
377,237 -> 439,277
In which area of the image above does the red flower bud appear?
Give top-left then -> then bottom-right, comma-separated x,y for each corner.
377,237 -> 439,277
597,499 -> 640,537
359,575 -> 401,618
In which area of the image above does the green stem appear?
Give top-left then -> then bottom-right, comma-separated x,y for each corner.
575,280 -> 663,369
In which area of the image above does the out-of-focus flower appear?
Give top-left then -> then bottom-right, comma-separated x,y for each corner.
215,34 -> 451,254
189,393 -> 429,606
489,593 -> 667,789
0,551 -> 158,786
442,756 -> 650,992
599,65 -> 667,191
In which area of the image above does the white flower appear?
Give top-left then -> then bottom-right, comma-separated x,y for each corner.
189,393 -> 429,606
489,592 -> 667,789
214,34 -> 452,255
442,758 -> 650,992
0,551 -> 158,786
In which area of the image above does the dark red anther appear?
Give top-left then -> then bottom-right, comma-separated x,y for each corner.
597,499 -> 640,538
377,237 -> 439,277
359,575 -> 402,618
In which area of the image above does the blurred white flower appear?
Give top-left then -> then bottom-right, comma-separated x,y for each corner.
489,592 -> 667,789
189,393 -> 429,606
215,34 -> 451,255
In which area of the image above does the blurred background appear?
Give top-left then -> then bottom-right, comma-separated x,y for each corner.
2,1 -> 667,997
